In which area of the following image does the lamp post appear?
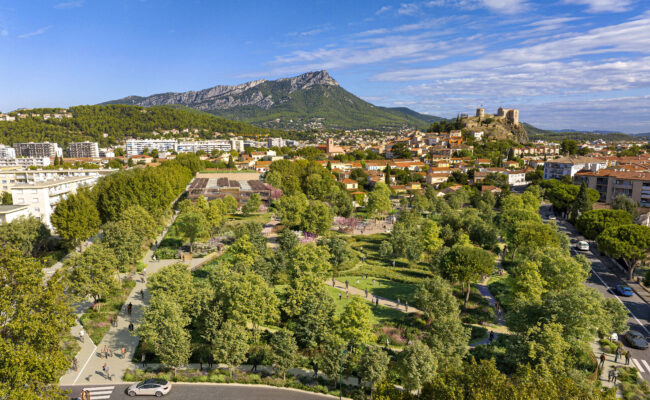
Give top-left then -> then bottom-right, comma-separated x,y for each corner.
339,349 -> 348,400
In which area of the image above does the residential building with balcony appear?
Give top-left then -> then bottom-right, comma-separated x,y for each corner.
0,145 -> 16,159
14,142 -> 62,158
543,156 -> 607,180
125,139 -> 177,156
67,141 -> 99,158
574,170 -> 650,206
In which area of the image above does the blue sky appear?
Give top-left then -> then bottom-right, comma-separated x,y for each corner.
1,0 -> 649,132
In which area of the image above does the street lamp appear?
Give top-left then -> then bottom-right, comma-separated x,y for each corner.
339,349 -> 348,400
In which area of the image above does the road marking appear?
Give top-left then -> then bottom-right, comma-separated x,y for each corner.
633,358 -> 645,373
72,339 -> 97,385
642,360 -> 650,372
82,386 -> 115,400
589,268 -> 650,336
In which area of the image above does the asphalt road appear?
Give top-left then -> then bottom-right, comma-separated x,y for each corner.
541,204 -> 650,380
61,384 -> 338,400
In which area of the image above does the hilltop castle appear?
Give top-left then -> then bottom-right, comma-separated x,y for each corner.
476,107 -> 519,125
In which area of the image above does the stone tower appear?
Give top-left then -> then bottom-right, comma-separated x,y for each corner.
476,108 -> 484,118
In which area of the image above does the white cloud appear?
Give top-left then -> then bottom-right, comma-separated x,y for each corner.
17,26 -> 51,39
564,0 -> 634,13
54,0 -> 84,9
376,5 -> 392,15
480,0 -> 528,13
398,3 -> 420,15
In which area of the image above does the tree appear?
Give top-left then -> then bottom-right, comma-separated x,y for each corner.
0,216 -> 50,256
509,220 -> 561,259
569,182 -> 592,221
223,195 -> 238,213
0,248 -> 73,400
65,244 -> 120,302
379,240 -> 393,259
414,276 -> 470,363
118,205 -> 157,240
438,244 -> 494,308
286,282 -> 335,349
318,235 -> 354,269
359,346 -> 390,399
242,193 -> 261,215
175,210 -> 208,252
51,187 -> 101,248
269,329 -> 298,382
560,139 -> 578,155
318,333 -> 347,387
148,263 -> 199,316
137,293 -> 192,374
367,183 -> 391,216
210,320 -> 250,378
301,200 -> 332,235
575,209 -> 633,240
227,155 -> 235,169
597,224 -> 650,280
101,220 -> 142,267
337,296 -> 375,344
390,143 -> 412,159
384,164 -> 391,185
397,341 -> 437,395
274,193 -> 308,228
612,194 -> 639,220
1,191 -> 12,205
205,200 -> 225,238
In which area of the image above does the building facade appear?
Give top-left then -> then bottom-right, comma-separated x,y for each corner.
0,145 -> 16,159
574,170 -> 650,207
125,139 -> 177,156
14,142 -> 62,158
11,175 -> 98,229
0,168 -> 114,194
0,157 -> 51,168
543,156 -> 607,180
0,205 -> 30,224
67,141 -> 99,158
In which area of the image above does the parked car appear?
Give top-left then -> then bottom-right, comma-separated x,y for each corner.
127,379 -> 172,397
548,215 -> 557,220
576,240 -> 589,251
624,330 -> 649,350
614,285 -> 634,297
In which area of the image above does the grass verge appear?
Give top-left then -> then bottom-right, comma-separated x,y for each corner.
80,278 -> 136,344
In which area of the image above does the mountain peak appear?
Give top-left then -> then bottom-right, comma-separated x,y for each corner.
278,70 -> 339,92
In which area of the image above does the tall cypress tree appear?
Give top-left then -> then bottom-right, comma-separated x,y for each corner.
570,182 -> 591,222
384,164 -> 391,185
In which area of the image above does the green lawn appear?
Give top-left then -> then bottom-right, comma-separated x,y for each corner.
80,279 -> 136,344
324,285 -> 406,324
338,275 -> 417,305
226,212 -> 271,226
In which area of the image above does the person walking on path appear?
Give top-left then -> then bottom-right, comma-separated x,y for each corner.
345,280 -> 349,290
72,357 -> 78,371
127,302 -> 132,316
79,328 -> 85,343
612,367 -> 618,384
128,322 -> 134,332
251,356 -> 258,373
625,350 -> 631,365
338,293 -> 342,300
121,347 -> 126,359
140,289 -> 145,300
405,301 -> 408,312
608,367 -> 615,382
615,346 -> 622,363
332,278 -> 335,287
599,353 -> 607,369
346,291 -> 349,300
141,353 -> 146,368
365,288 -> 368,298
102,345 -> 108,359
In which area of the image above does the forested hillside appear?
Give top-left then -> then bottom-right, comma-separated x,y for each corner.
0,105 -> 274,147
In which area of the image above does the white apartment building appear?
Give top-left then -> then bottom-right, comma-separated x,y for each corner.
0,145 -> 16,159
126,139 -> 177,156
543,156 -> 607,180
14,142 -> 62,158
0,157 -> 51,168
0,205 -> 30,224
11,175 -> 98,230
177,140 -> 232,154
0,168 -> 115,192
502,170 -> 527,186
67,141 -> 99,158
267,137 -> 286,148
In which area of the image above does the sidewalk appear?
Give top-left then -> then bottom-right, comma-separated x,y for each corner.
329,280 -> 420,314
591,341 -> 624,396
60,213 -> 218,385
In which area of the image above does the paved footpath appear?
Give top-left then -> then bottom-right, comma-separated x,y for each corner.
60,214 -> 219,385
329,280 -> 421,314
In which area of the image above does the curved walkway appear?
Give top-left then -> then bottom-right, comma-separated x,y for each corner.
328,279 -> 421,314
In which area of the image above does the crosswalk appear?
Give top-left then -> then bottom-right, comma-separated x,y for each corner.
82,386 -> 115,400
630,359 -> 650,374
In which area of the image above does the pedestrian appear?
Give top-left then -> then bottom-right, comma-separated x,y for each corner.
332,278 -> 335,287
405,301 -> 408,312
385,338 -> 389,348
141,353 -> 146,368
251,356 -> 257,373
613,366 -> 618,384
313,361 -> 319,378
79,328 -> 85,343
615,346 -> 622,363
625,350 -> 631,365
121,347 -> 126,359
102,345 -> 108,359
608,367 -> 614,382
105,364 -> 111,380
376,297 -> 380,306
338,292 -> 342,300
108,347 -> 114,358
345,280 -> 349,289
488,331 -> 494,342
346,291 -> 349,299
356,279 -> 359,285
127,302 -> 132,315
141,289 -> 145,299
128,322 -> 134,331
72,357 -> 78,371
365,288 -> 368,298
599,353 -> 606,369
81,389 -> 86,400
397,297 -> 400,306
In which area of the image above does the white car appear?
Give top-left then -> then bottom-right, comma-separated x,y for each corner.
127,379 -> 172,397
576,240 -> 589,251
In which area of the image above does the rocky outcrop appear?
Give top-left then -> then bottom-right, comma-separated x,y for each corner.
106,71 -> 339,111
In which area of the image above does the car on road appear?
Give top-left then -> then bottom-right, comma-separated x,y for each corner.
614,285 -> 634,297
624,330 -> 649,350
127,379 -> 172,397
548,215 -> 556,220
576,240 -> 589,251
